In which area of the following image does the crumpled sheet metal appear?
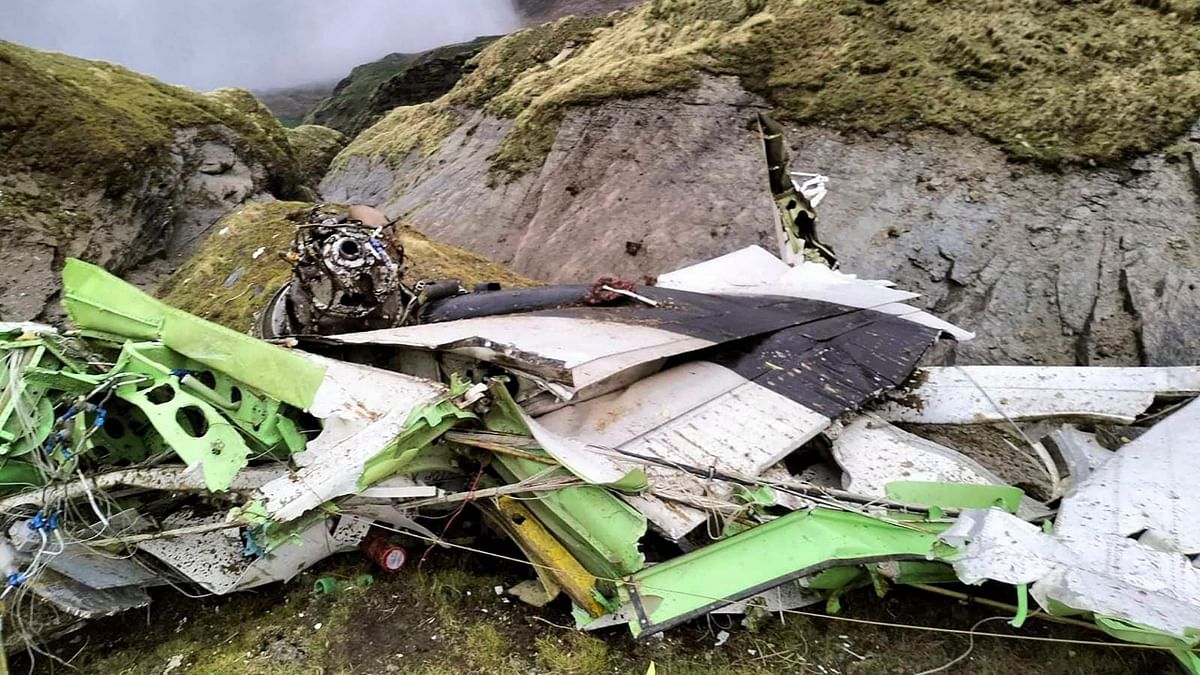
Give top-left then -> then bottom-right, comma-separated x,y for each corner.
880,366 -> 1200,425
1056,396 -> 1200,554
320,315 -> 714,397
941,398 -> 1200,638
253,357 -> 447,523
656,245 -> 973,341
537,361 -> 829,539
831,416 -> 1049,520
942,508 -> 1200,638
138,513 -> 370,595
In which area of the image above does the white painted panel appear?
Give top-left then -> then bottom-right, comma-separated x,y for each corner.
942,508 -> 1200,639
831,416 -> 1048,520
878,366 -> 1200,425
325,316 -> 713,390
538,362 -> 829,540
1056,397 -> 1200,554
941,400 -> 1200,639
256,357 -> 445,522
658,245 -> 973,340
139,514 -> 369,594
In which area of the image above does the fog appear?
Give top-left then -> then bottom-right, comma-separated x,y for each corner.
0,0 -> 523,91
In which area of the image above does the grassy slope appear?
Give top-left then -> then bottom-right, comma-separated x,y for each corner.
0,41 -> 301,198
306,53 -> 420,132
338,0 -> 1200,178
304,37 -> 498,136
285,125 -> 347,186
158,201 -> 537,332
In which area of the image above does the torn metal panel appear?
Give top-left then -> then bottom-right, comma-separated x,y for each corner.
331,287 -> 945,405
33,509 -> 161,590
253,357 -> 447,523
620,508 -> 940,638
711,319 -> 941,419
941,398 -> 1200,639
941,508 -> 1200,639
831,416 -> 1049,520
62,259 -> 327,409
138,513 -> 369,594
657,246 -> 973,341
1055,396 -> 1200,554
521,413 -> 647,491
537,361 -> 829,540
28,569 -> 151,619
879,366 -> 1200,425
1046,425 -> 1113,489
42,548 -> 160,592
321,315 -> 714,394
0,466 -> 284,513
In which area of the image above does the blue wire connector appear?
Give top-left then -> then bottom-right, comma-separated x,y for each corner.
27,512 -> 59,531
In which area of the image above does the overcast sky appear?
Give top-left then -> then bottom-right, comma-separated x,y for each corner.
0,0 -> 522,90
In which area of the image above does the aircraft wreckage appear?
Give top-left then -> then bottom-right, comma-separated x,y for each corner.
1,118 -> 1199,672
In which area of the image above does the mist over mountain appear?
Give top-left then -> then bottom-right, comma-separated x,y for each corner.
0,0 -> 522,90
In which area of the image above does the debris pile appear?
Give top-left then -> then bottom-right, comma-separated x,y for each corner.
2,175 -> 1198,675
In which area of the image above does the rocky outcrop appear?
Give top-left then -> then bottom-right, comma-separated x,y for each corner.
792,123 -> 1200,367
0,41 -> 305,320
321,0 -> 1200,366
323,77 -> 777,283
304,37 -> 499,137
323,74 -> 1200,367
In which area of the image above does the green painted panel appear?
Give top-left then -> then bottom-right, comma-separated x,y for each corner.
62,259 -> 325,410
622,508 -> 940,637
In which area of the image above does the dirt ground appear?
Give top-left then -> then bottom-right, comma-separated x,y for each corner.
20,525 -> 1178,675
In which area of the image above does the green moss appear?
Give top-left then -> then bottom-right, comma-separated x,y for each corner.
285,124 -> 347,186
307,52 -> 423,133
159,201 -> 538,332
336,102 -> 464,169
0,41 -> 302,198
338,0 -> 1200,177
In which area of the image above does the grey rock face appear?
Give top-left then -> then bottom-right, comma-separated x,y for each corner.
322,76 -> 1200,366
323,76 -> 779,284
797,129 -> 1200,366
0,125 -> 276,320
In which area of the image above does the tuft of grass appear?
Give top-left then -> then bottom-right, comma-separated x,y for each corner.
158,201 -> 539,332
535,632 -> 612,675
337,0 -> 1200,178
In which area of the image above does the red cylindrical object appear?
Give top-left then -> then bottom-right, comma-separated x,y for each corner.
362,534 -> 407,573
